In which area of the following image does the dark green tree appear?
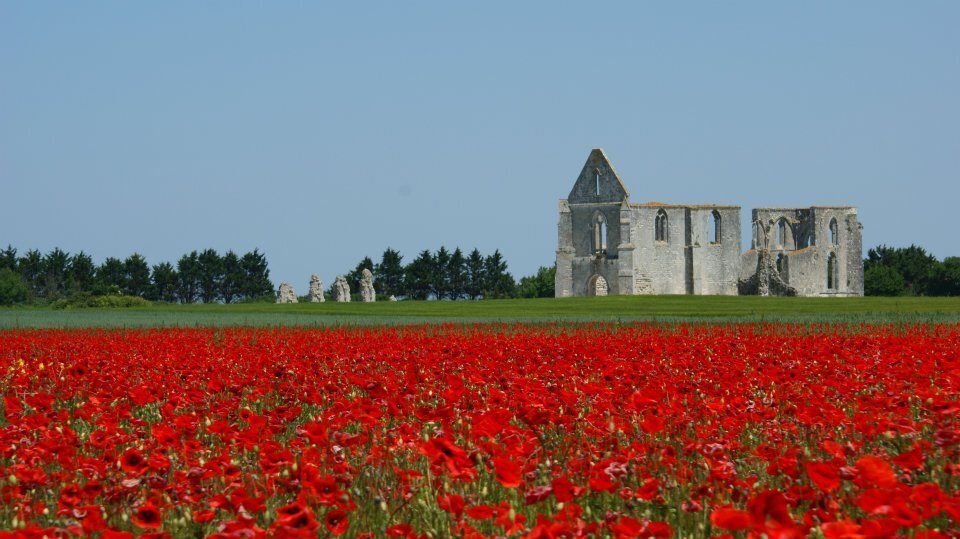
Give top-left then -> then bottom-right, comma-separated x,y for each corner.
517,265 -> 556,298
864,245 -> 937,296
176,251 -> 201,303
239,249 -> 273,300
149,262 -> 179,303
465,248 -> 485,300
67,252 -> 96,295
374,248 -> 405,298
220,250 -> 244,303
863,265 -> 905,296
0,268 -> 29,306
95,257 -> 126,295
447,248 -> 467,299
124,253 -> 151,297
433,247 -> 451,299
927,257 -> 960,296
196,249 -> 223,304
17,249 -> 44,297
404,250 -> 435,300
42,248 -> 70,300
0,246 -> 17,271
482,250 -> 516,299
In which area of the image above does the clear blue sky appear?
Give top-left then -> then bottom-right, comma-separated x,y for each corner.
2,2 -> 958,289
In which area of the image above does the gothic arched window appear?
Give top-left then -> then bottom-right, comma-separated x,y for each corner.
655,209 -> 668,243
593,214 -> 607,254
829,218 -> 839,246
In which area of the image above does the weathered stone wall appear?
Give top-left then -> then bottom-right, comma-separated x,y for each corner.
688,207 -> 741,295
630,206 -> 688,294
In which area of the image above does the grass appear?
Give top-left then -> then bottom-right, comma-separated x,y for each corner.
2,295 -> 960,328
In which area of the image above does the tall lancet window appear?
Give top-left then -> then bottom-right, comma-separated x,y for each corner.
710,210 -> 722,244
655,209 -> 668,243
593,214 -> 607,254
594,168 -> 601,196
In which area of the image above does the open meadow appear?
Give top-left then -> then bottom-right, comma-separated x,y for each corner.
2,295 -> 960,328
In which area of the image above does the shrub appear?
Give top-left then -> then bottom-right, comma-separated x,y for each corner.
51,292 -> 151,309
0,268 -> 30,305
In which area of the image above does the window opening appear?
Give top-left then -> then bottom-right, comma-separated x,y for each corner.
655,209 -> 668,243
710,210 -> 722,244
594,168 -> 600,196
827,252 -> 837,290
829,218 -> 839,246
593,214 -> 606,254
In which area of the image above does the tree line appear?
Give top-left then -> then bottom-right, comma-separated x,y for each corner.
0,246 -> 274,305
339,247 -> 556,300
864,245 -> 959,296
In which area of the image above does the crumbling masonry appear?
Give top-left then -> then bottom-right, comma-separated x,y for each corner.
556,149 -> 864,297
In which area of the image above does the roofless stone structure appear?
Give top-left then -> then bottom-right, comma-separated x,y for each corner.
556,149 -> 864,297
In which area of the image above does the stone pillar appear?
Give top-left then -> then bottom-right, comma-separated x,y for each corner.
276,282 -> 298,304
309,274 -> 325,303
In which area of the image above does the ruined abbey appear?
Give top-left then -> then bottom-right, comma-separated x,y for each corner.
555,149 -> 864,297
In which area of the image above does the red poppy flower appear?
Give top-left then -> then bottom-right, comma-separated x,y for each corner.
120,448 -> 146,472
491,456 -> 522,488
710,507 -> 751,531
325,509 -> 349,536
131,502 -> 163,529
806,461 -> 841,493
854,456 -> 898,488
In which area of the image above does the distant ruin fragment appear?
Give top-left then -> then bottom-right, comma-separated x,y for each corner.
333,276 -> 351,303
309,274 -> 325,303
276,282 -> 298,304
360,269 -> 376,302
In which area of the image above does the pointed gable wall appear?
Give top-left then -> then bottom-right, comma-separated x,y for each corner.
567,148 -> 630,204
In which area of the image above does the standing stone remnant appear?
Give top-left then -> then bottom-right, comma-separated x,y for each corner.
333,276 -> 351,303
360,269 -> 376,302
309,274 -> 325,303
276,282 -> 298,304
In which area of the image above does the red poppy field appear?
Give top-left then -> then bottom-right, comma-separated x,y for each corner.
1,324 -> 958,538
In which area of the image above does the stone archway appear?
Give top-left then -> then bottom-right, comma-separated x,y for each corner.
587,274 -> 608,297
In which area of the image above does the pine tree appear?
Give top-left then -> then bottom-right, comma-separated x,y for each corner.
239,249 -> 273,300
404,250 -> 435,300
176,251 -> 200,303
124,253 -> 151,297
149,262 -> 179,303
375,248 -> 405,298
447,248 -> 467,299
465,248 -> 485,300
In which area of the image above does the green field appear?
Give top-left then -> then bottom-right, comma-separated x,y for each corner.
2,295 -> 960,328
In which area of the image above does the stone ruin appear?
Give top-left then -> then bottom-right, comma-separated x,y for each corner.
360,269 -> 376,302
276,282 -> 298,304
309,274 -> 325,303
333,276 -> 351,303
556,148 -> 864,297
